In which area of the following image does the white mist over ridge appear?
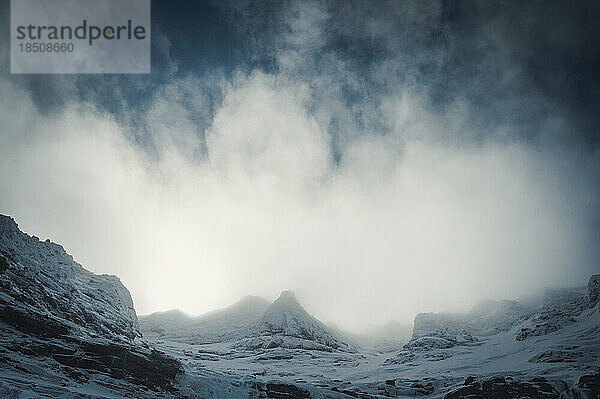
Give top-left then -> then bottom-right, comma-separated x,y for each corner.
2,0 -> 600,332
1,72 -> 597,333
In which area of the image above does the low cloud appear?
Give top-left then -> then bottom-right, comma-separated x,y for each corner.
1,0 -> 599,333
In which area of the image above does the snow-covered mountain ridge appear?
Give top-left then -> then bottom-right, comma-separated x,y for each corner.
240,290 -> 355,352
142,290 -> 356,352
0,215 -> 183,397
402,280 -> 597,354
0,214 -> 139,341
140,295 -> 270,344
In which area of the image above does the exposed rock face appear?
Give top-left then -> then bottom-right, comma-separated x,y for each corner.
445,374 -> 600,399
389,281 -> 596,366
0,215 -> 183,394
588,275 -> 600,309
409,299 -> 529,347
242,290 -> 354,352
411,312 -> 459,339
266,383 -> 311,398
413,288 -> 588,348
516,288 -> 587,341
7,333 -> 183,391
381,379 -> 435,396
578,371 -> 600,398
528,349 -> 598,364
445,376 -> 560,399
0,215 -> 139,341
250,382 -> 311,399
397,311 -> 482,357
409,312 -> 479,349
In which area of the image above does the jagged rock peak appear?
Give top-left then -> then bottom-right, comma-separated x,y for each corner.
243,290 -> 354,352
0,214 -> 18,232
258,290 -> 317,327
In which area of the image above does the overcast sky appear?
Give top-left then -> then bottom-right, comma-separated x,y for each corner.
1,0 -> 599,333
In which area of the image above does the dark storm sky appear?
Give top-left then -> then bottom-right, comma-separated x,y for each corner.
2,0 -> 600,148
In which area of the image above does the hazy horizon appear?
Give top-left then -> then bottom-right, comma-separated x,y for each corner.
0,212 -> 595,335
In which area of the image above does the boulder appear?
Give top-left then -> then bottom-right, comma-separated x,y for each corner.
444,376 -> 560,399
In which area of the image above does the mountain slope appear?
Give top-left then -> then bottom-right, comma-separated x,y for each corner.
140,295 -> 270,344
0,215 -> 140,341
0,214 -> 183,397
240,290 -> 355,352
388,275 -> 599,364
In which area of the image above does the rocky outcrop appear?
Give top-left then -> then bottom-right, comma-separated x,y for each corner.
249,382 -> 311,398
445,374 -> 600,399
380,379 -> 435,396
0,214 -> 139,341
407,299 -> 531,350
444,376 -> 560,399
411,300 -> 528,340
389,279 -> 596,365
516,288 -> 588,341
5,332 -> 183,391
578,371 -> 600,398
0,214 -> 183,394
397,312 -> 480,357
528,349 -> 598,363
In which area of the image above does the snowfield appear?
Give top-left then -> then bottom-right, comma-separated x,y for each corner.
1,214 -> 599,398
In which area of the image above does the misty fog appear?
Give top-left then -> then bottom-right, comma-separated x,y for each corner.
1,0 -> 599,334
